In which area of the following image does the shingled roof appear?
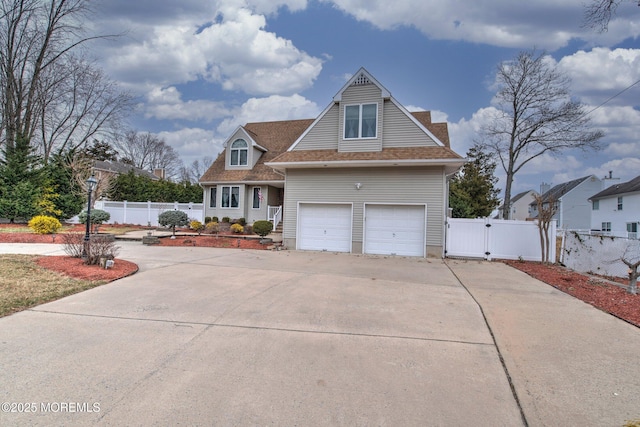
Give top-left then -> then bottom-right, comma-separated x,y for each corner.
530,175 -> 593,205
590,175 -> 640,200
199,119 -> 314,183
199,111 -> 459,183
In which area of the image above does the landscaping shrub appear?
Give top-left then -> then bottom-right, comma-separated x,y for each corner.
252,220 -> 273,238
78,209 -> 111,233
61,233 -> 120,265
222,216 -> 230,223
190,220 -> 204,234
204,216 -> 212,224
204,222 -> 219,234
234,217 -> 246,226
230,223 -> 244,234
28,215 -> 62,234
212,216 -> 219,223
158,210 -> 189,237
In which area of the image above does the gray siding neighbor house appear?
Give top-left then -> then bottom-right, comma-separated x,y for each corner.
495,189 -> 537,220
200,67 -> 465,257
529,175 -> 603,230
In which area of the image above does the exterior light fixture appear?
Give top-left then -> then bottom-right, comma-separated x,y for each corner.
82,175 -> 98,261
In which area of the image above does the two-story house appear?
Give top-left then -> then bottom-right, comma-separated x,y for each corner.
589,174 -> 640,238
529,175 -> 603,230
200,68 -> 465,257
495,190 -> 538,220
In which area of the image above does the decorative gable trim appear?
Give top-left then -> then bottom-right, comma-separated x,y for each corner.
333,67 -> 390,102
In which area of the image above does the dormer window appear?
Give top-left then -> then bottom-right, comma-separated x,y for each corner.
230,139 -> 248,166
344,103 -> 377,139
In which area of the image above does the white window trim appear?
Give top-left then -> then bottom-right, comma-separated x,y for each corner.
230,139 -> 248,166
343,103 -> 377,140
221,186 -> 240,209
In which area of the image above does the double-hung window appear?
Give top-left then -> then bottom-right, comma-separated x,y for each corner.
592,200 -> 599,210
230,139 -> 248,166
344,103 -> 377,139
627,222 -> 638,239
617,197 -> 623,211
601,222 -> 612,232
221,186 -> 239,208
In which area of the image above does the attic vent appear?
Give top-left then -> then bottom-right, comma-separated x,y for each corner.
352,73 -> 371,86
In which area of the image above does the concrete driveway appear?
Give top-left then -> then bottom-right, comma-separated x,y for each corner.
0,243 -> 638,426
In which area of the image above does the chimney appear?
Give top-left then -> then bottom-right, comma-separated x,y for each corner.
540,182 -> 551,195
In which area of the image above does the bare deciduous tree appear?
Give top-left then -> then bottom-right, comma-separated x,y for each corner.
621,242 -> 640,295
534,194 -> 557,264
583,0 -> 639,32
0,0 -> 130,162
115,130 -> 183,180
66,152 -> 114,207
478,50 -> 604,220
36,56 -> 133,162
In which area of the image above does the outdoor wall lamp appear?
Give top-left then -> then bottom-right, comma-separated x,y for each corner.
355,182 -> 362,190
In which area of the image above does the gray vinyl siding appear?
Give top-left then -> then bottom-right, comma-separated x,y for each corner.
283,167 -> 446,251
339,84 -> 383,152
382,101 -> 438,147
558,178 -> 603,230
293,104 -> 339,150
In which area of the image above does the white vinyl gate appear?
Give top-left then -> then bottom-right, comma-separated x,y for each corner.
446,218 -> 555,262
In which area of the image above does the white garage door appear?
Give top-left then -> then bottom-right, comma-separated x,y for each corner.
298,203 -> 352,252
364,204 -> 426,257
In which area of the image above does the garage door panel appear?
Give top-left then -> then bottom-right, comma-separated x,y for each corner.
364,205 -> 426,257
298,204 -> 351,253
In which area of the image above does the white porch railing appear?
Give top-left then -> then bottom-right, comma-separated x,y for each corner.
268,205 -> 282,231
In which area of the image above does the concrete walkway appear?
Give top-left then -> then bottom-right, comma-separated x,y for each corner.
0,243 -> 638,426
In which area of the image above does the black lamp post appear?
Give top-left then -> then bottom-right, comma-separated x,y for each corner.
82,175 -> 98,261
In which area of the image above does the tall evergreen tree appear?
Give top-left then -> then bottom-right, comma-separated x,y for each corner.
0,136 -> 43,221
449,145 -> 501,218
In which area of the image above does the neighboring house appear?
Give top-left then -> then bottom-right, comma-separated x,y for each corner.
589,174 -> 640,238
92,160 -> 160,181
200,67 -> 465,257
529,175 -> 603,230
495,190 -> 538,220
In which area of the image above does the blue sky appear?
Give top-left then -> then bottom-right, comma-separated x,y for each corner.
89,0 -> 640,195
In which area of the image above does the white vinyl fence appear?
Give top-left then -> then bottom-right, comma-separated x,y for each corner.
562,232 -> 638,278
93,200 -> 204,227
446,218 -> 556,262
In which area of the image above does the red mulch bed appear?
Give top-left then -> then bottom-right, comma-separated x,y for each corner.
155,235 -> 268,250
0,225 -> 268,282
35,256 -> 138,281
504,260 -> 640,327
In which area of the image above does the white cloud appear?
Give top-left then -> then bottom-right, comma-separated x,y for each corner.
157,128 -> 223,167
145,87 -> 230,122
584,158 -> 640,183
95,2 -> 323,96
322,0 -> 640,50
557,48 -> 640,105
217,94 -> 321,135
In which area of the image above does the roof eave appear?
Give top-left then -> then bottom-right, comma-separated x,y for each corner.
266,158 -> 465,172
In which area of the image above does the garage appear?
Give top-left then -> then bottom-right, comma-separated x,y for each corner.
297,203 -> 352,252
364,204 -> 426,257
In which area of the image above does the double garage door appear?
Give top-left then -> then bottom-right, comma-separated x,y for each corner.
297,203 -> 426,257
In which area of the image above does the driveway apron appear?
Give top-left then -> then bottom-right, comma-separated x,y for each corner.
447,259 -> 640,427
0,243 -> 524,426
